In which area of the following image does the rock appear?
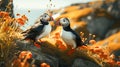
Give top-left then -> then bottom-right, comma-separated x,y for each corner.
101,0 -> 120,19
105,28 -> 120,38
16,40 -> 102,67
72,59 -> 100,67
86,16 -> 114,40
81,0 -> 120,40
0,61 -> 5,67
16,41 -> 58,67
31,53 -> 58,67
112,49 -> 120,61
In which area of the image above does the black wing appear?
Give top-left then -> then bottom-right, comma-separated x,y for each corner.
23,24 -> 44,41
70,29 -> 85,47
22,22 -> 41,34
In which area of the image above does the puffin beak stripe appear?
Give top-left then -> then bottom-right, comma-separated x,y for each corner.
55,20 -> 61,26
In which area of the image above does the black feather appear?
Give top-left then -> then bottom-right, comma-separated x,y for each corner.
22,19 -> 48,42
63,25 -> 85,47
23,25 -> 44,42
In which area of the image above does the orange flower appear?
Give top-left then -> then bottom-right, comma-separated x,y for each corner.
26,53 -> 32,59
89,40 -> 96,44
99,53 -> 108,59
19,51 -> 32,59
67,49 -> 75,55
117,61 -> 120,66
41,62 -> 50,67
19,51 -> 27,59
88,46 -> 104,54
94,48 -> 102,53
16,18 -> 25,25
0,11 -> 9,17
16,13 -> 20,16
53,32 -> 60,39
13,51 -> 32,67
56,40 -> 66,50
58,44 -> 66,51
34,42 -> 41,48
28,54 -> 32,58
4,27 -> 9,31
16,15 -> 28,25
89,48 -> 94,53
106,59 -> 115,65
56,40 -> 62,45
94,46 -> 99,48
55,32 -> 60,38
21,15 -> 28,21
79,45 -> 88,49
12,58 -> 22,67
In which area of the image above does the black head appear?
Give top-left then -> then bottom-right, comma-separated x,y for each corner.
58,17 -> 70,27
40,13 -> 54,24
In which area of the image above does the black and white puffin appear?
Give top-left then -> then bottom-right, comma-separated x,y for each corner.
56,18 -> 85,49
22,13 -> 54,46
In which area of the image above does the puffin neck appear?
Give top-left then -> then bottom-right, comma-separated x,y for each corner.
40,19 -> 49,25
63,25 -> 71,31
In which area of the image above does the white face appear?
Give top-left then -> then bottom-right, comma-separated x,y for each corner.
60,18 -> 70,27
41,13 -> 51,21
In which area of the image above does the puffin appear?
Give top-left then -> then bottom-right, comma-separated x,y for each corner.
22,13 -> 54,46
56,18 -> 85,49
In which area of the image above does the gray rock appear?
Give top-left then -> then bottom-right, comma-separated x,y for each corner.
16,40 -> 101,67
105,28 -> 120,38
0,61 -> 5,67
101,0 -> 120,19
112,49 -> 120,61
16,40 -> 59,67
72,59 -> 100,67
86,17 -> 114,40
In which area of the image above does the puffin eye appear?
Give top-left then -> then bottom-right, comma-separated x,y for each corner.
44,15 -> 46,17
63,19 -> 65,22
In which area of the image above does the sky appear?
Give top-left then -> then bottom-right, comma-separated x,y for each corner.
13,0 -> 96,30
13,0 -> 95,9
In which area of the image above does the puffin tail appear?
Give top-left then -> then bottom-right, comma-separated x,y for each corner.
79,41 -> 87,46
81,42 -> 87,46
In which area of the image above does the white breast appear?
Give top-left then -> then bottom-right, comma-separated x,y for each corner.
36,24 -> 51,40
61,29 -> 76,48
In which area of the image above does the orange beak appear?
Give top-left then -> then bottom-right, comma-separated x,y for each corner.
55,19 -> 61,26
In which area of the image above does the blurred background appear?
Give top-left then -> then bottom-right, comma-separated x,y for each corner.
13,0 -> 96,29
0,0 -> 120,67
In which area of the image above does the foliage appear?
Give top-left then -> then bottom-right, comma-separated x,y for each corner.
0,11 -> 27,67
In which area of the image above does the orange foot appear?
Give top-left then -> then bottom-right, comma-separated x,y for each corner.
34,42 -> 41,48
67,48 -> 75,55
